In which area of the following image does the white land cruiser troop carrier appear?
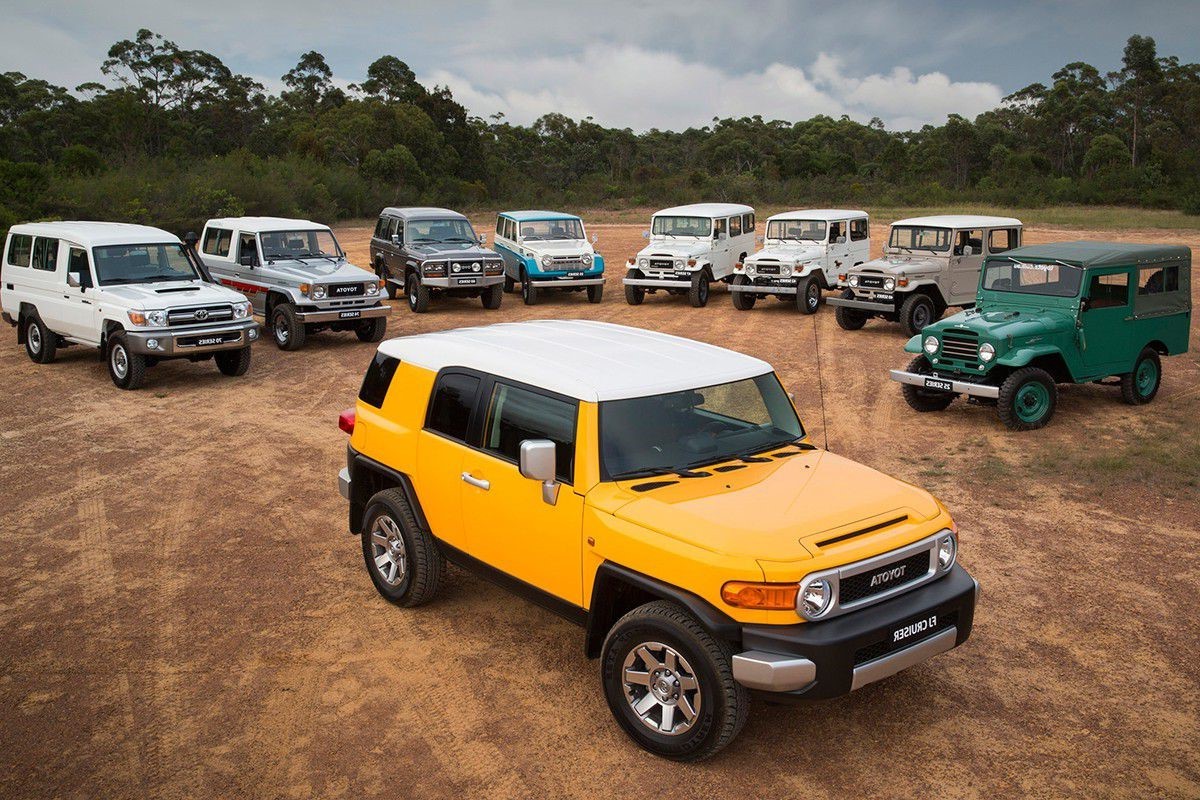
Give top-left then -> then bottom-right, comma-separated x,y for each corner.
1,221 -> 259,389
731,209 -> 869,314
199,217 -> 388,350
826,215 -> 1023,336
624,203 -> 756,307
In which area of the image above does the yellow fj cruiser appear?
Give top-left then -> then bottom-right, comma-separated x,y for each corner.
337,320 -> 978,760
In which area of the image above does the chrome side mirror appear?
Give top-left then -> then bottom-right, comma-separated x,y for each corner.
642,230 -> 650,239
519,439 -> 559,505
591,233 -> 599,244
391,234 -> 400,245
478,234 -> 487,246
67,272 -> 81,288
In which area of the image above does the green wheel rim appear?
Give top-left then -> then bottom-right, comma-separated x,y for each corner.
1014,381 -> 1050,423
1135,359 -> 1158,396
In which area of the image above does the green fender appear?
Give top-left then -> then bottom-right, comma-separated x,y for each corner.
996,343 -> 1066,370
903,334 -> 922,354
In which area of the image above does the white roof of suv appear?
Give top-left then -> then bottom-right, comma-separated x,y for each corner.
654,203 -> 755,218
205,217 -> 330,233
768,209 -> 867,222
377,320 -> 773,402
7,221 -> 181,248
893,215 -> 1022,229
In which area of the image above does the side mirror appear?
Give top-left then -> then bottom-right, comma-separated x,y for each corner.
391,234 -> 401,246
756,235 -> 764,244
718,232 -> 727,240
67,272 -> 82,288
1080,297 -> 1091,312
519,439 -> 559,505
478,234 -> 487,246
836,236 -> 847,244
591,233 -> 599,244
962,245 -> 974,257
642,230 -> 650,239
239,253 -> 257,267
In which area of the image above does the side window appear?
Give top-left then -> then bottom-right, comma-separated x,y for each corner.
1088,272 -> 1130,308
427,372 -> 481,442
202,228 -> 232,257
1137,265 -> 1180,295
850,219 -> 868,241
955,230 -> 984,256
714,218 -> 727,237
374,217 -> 386,238
237,233 -> 258,265
742,213 -> 755,233
389,218 -> 401,239
67,247 -> 93,288
31,237 -> 59,271
496,217 -> 504,236
483,383 -> 577,482
729,216 -> 742,237
829,221 -> 846,242
988,228 -> 1017,254
359,353 -> 401,408
6,234 -> 32,267
508,219 -> 517,240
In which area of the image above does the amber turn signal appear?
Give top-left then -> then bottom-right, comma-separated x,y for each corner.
721,581 -> 799,610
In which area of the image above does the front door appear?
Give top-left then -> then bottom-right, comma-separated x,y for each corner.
1081,268 -> 1133,373
460,380 -> 584,605
827,221 -> 850,279
948,229 -> 985,304
61,245 -> 98,343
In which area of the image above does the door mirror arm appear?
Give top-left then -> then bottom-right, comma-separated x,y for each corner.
519,439 -> 560,506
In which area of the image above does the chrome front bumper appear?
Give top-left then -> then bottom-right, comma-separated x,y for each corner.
732,652 -> 816,692
729,282 -> 798,295
825,295 -> 895,312
295,304 -> 390,324
889,369 -> 1000,399
124,318 -> 259,356
623,277 -> 692,288
531,276 -> 605,287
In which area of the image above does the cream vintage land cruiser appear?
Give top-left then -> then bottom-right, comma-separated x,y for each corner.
827,215 -> 1023,335
200,217 -> 388,350
731,209 -> 869,313
1,221 -> 259,389
624,203 -> 757,307
337,320 -> 978,761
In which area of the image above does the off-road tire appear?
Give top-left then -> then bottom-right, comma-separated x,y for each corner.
521,269 -> 540,306
106,334 -> 146,390
271,303 -> 305,350
24,314 -> 57,363
997,366 -> 1057,430
834,290 -> 868,330
730,274 -> 755,310
503,274 -> 516,293
625,271 -> 646,305
601,600 -> 748,762
1120,347 -> 1162,405
406,273 -> 429,314
899,293 -> 937,337
688,271 -> 710,308
360,488 -> 445,607
215,346 -> 252,376
797,275 -> 821,314
900,355 -> 955,412
481,282 -> 503,309
355,317 -> 387,342
587,283 -> 604,303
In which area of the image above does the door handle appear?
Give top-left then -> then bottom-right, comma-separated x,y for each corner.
461,472 -> 490,490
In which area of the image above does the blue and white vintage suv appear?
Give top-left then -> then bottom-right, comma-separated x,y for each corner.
493,210 -> 605,305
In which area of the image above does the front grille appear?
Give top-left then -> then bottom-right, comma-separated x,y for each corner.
168,304 -> 234,326
940,330 -> 980,361
328,282 -> 364,297
649,258 -> 675,270
839,550 -> 932,605
858,275 -> 886,289
853,610 -> 959,666
548,255 -> 586,268
757,264 -> 780,275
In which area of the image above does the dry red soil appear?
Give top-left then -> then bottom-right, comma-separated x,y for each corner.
1,217 -> 1197,798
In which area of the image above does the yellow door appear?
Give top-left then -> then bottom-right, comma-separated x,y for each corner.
460,381 -> 585,605
413,430 -> 469,550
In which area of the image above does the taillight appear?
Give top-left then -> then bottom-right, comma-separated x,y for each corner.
338,408 -> 356,435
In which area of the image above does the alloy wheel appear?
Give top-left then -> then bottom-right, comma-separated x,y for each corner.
621,641 -> 701,736
369,514 -> 407,586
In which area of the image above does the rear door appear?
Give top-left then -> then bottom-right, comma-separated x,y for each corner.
413,370 -> 482,551
27,237 -> 72,333
1081,268 -> 1133,373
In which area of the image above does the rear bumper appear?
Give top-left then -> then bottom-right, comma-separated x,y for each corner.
889,369 -> 1000,399
124,319 -> 259,356
825,295 -> 894,313
731,564 -> 977,699
295,304 -> 389,324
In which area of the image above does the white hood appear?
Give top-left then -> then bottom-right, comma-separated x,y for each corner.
853,254 -> 944,276
102,279 -> 248,310
747,242 -> 824,264
635,239 -> 713,260
524,239 -> 595,257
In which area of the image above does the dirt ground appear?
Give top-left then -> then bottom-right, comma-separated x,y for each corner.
2,216 -> 1198,799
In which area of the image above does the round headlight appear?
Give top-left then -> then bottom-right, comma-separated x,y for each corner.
745,264 -> 755,276
923,335 -> 938,354
979,342 -> 996,362
471,262 -> 481,272
311,285 -> 327,300
581,253 -> 592,265
541,256 -> 552,267
638,258 -> 649,268
849,275 -> 859,287
800,579 -> 832,617
937,533 -> 957,570
452,264 -> 461,273
365,281 -> 379,296
674,258 -> 685,268
884,277 -> 896,291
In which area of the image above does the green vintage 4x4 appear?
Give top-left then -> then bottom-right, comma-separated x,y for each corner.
889,241 -> 1192,430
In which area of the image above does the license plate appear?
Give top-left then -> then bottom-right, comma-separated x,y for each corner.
892,613 -> 942,645
457,277 -> 478,286
566,272 -> 584,278
924,377 -> 953,392
675,272 -> 691,279
872,293 -> 894,302
196,336 -> 227,346
338,310 -> 361,319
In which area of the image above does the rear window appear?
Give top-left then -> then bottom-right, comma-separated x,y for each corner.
850,218 -> 868,241
32,237 -> 58,271
6,234 -> 32,267
359,353 -> 400,408
202,228 -> 232,257
427,372 -> 480,442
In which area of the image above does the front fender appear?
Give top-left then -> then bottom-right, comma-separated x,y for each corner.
904,334 -> 922,354
996,343 -> 1065,369
592,253 -> 605,273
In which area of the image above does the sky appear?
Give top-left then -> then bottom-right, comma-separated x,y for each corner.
2,0 -> 1198,132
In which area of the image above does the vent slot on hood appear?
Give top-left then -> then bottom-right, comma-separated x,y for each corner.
815,515 -> 908,549
155,286 -> 201,293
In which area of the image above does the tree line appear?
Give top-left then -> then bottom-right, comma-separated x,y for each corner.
0,30 -> 1197,235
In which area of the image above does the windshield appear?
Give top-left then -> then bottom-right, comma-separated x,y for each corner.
260,229 -> 343,261
518,218 -> 584,241
408,218 -> 477,244
889,226 -> 952,252
92,243 -> 198,285
652,216 -> 712,237
599,374 -> 804,479
982,260 -> 1084,298
767,219 -> 826,241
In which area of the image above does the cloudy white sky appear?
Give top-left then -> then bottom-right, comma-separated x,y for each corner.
2,1 -> 1198,131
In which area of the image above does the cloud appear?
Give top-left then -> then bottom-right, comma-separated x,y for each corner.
423,46 -> 1003,131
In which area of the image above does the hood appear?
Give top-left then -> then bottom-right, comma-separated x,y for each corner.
853,254 -> 943,276
261,258 -> 376,282
636,240 -> 712,259
747,243 -> 824,264
523,240 -> 595,257
610,450 -> 940,563
409,243 -> 496,260
101,279 -> 247,309
931,305 -> 1076,341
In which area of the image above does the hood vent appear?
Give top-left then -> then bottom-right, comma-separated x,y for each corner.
631,480 -> 678,492
155,286 -> 201,293
815,515 -> 908,549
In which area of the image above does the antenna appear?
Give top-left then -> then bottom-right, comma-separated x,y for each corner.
811,311 -> 832,452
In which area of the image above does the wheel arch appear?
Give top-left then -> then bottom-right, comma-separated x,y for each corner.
265,290 -> 291,315
997,347 -> 1074,383
1144,339 -> 1170,356
16,302 -> 37,343
347,452 -> 429,536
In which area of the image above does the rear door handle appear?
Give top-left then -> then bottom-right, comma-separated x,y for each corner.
461,472 -> 490,490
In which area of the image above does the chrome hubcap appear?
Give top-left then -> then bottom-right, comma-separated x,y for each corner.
369,515 -> 407,586
111,344 -> 128,378
275,316 -> 289,344
621,641 -> 701,736
28,324 -> 41,353
807,284 -> 819,309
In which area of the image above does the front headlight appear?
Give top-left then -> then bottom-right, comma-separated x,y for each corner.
675,258 -> 685,268
884,277 -> 896,291
452,263 -> 462,274
232,301 -> 253,319
923,335 -> 939,354
310,284 -> 327,300
937,532 -> 957,570
848,275 -> 859,287
581,253 -> 593,265
365,281 -> 380,296
745,264 -> 755,276
541,255 -> 552,267
979,343 -> 996,362
638,257 -> 648,268
128,309 -> 168,327
800,579 -> 833,617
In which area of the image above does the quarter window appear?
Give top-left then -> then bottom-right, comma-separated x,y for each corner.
359,353 -> 401,408
729,216 -> 742,237
1087,273 -> 1129,308
988,228 -> 1019,253
850,219 -> 868,241
483,383 -> 577,482
743,213 -> 755,233
1137,265 -> 1179,295
428,372 -> 481,442
31,237 -> 58,271
496,217 -> 504,236
6,234 -> 32,267
202,228 -> 232,257
374,217 -> 387,238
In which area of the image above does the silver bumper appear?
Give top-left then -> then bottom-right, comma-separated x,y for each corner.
850,627 -> 958,691
124,318 -> 259,356
732,652 -> 816,692
623,277 -> 692,288
295,304 -> 390,324
531,276 -> 605,288
410,275 -> 505,290
729,282 -> 798,295
825,295 -> 894,313
889,369 -> 1000,399
338,467 -> 351,500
